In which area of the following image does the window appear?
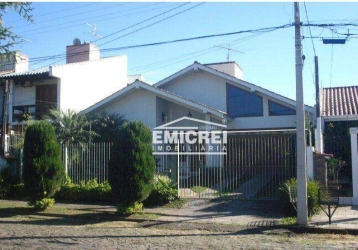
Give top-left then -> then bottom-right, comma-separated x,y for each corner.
269,100 -> 296,116
227,83 -> 263,117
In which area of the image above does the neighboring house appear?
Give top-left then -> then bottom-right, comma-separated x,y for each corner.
84,61 -> 314,131
0,41 -> 128,134
316,86 -> 358,152
315,86 -> 358,180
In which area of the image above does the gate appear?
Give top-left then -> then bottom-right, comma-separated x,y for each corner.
174,130 -> 297,200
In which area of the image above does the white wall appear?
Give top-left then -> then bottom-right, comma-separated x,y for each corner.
51,55 -> 127,112
162,71 -> 227,112
162,71 -> 298,130
96,88 -> 157,129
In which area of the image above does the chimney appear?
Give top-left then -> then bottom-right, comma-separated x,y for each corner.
66,39 -> 100,64
206,62 -> 243,80
0,51 -> 29,74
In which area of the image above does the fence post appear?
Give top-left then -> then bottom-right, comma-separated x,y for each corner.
64,145 -> 68,176
350,127 -> 358,205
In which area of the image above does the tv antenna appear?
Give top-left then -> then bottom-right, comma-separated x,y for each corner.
87,23 -> 103,38
214,44 -> 244,61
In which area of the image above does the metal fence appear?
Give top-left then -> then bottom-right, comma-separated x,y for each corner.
156,130 -> 297,200
61,142 -> 112,184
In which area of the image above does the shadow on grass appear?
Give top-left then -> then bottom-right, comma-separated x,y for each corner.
0,205 -> 149,226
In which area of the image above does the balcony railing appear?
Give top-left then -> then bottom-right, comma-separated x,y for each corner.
12,104 -> 56,122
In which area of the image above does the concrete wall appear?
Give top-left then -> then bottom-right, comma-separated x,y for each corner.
0,52 -> 29,73
96,88 -> 157,129
51,56 -> 127,112
162,71 -> 227,112
206,62 -> 243,80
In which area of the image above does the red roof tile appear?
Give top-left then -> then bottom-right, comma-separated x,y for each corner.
322,86 -> 358,116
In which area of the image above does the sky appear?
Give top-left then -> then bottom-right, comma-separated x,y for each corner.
3,1 -> 358,106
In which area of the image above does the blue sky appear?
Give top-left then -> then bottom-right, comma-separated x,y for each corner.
4,2 -> 358,106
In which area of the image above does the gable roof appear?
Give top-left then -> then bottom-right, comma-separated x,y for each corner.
155,61 -> 315,113
321,86 -> 358,117
81,80 -> 229,120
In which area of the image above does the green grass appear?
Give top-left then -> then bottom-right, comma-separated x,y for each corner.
281,216 -> 297,225
129,212 -> 161,220
162,198 -> 188,209
190,186 -> 207,194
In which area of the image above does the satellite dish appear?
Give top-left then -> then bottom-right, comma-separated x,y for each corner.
73,38 -> 81,45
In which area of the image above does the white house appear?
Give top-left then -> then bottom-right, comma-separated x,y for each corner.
0,41 -> 128,128
83,61 -> 315,131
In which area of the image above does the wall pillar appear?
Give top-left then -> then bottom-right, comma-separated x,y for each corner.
315,117 -> 324,153
306,146 -> 314,180
349,127 -> 358,205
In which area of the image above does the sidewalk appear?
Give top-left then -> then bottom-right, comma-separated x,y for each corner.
310,205 -> 358,230
144,199 -> 283,226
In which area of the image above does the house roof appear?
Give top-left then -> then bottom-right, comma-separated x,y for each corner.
154,61 -> 315,113
82,80 -> 228,120
0,55 -> 126,79
321,86 -> 358,117
0,67 -> 50,78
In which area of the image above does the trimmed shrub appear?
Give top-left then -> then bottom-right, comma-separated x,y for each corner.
29,198 -> 55,211
23,121 -> 65,202
279,178 -> 320,217
144,175 -> 178,206
116,202 -> 143,215
54,177 -> 112,202
109,121 -> 155,212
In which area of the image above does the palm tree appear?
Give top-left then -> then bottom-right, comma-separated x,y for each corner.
86,111 -> 126,142
46,109 -> 96,144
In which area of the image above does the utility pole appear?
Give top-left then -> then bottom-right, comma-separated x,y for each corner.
294,2 -> 308,225
315,56 -> 320,117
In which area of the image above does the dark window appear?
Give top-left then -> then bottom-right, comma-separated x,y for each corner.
269,100 -> 296,116
36,84 -> 57,118
227,83 -> 263,117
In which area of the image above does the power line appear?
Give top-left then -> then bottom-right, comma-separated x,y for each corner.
16,3 -> 126,28
18,3 -> 164,37
303,2 -> 317,56
0,22 -> 294,70
35,3 -> 194,68
95,2 -> 190,44
5,2 -> 100,23
6,21 -> 354,70
98,2 -> 206,47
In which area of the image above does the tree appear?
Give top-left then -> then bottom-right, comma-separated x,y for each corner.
23,121 -> 65,202
46,109 -> 96,144
86,111 -> 126,142
0,3 -> 33,56
108,121 -> 155,209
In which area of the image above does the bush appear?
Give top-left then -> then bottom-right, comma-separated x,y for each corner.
109,121 -> 155,206
54,177 -> 112,202
144,175 -> 178,206
279,178 -> 320,217
23,121 -> 65,203
29,198 -> 55,211
0,167 -> 18,198
116,202 -> 143,215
